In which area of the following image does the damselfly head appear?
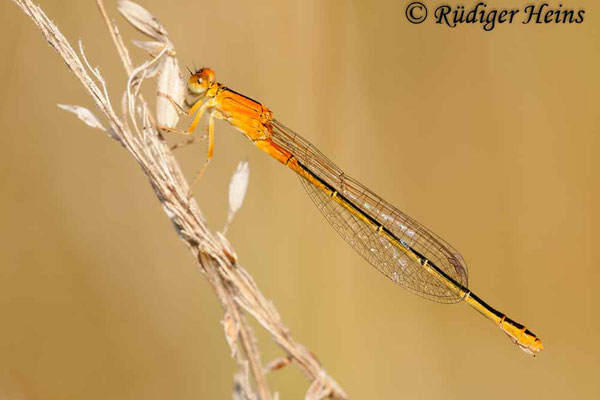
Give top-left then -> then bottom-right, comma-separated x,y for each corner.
188,68 -> 215,95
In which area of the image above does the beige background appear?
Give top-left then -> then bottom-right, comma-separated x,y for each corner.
1,0 -> 599,399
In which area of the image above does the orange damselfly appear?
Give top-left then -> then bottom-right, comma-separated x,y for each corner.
174,67 -> 543,355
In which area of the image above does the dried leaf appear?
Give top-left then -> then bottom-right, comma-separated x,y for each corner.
117,0 -> 167,40
156,56 -> 184,128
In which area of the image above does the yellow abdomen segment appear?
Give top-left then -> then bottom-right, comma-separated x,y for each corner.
464,292 -> 543,355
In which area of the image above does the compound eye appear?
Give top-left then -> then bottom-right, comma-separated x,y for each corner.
198,78 -> 202,84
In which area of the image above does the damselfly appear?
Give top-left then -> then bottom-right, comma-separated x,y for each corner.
169,68 -> 543,355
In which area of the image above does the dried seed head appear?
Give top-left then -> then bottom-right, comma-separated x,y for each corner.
229,160 -> 250,215
131,39 -> 166,53
58,104 -> 106,130
223,161 -> 250,233
156,56 -> 184,128
117,0 -> 167,40
58,104 -> 120,141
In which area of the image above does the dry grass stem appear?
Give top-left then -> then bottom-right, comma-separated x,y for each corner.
11,0 -> 348,399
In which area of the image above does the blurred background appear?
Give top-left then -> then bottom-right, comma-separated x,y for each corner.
1,0 -> 599,399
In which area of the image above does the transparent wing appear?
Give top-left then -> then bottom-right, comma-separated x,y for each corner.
271,120 -> 468,303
